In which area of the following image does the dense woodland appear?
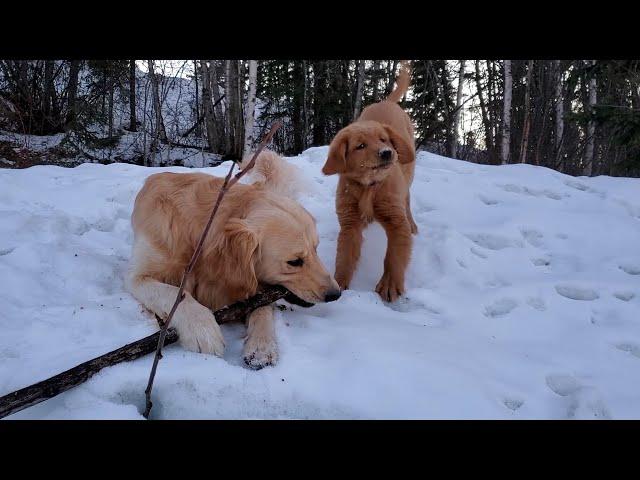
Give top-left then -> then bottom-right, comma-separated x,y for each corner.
1,59 -> 639,177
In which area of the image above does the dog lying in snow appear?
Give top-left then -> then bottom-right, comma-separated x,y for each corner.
126,150 -> 341,369
321,61 -> 418,302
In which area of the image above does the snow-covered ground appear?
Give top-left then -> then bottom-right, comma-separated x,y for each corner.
1,148 -> 640,419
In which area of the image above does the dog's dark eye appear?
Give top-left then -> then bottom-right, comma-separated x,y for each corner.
287,258 -> 304,267
356,143 -> 366,150
380,138 -> 386,143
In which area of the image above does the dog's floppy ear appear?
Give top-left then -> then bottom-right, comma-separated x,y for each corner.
322,131 -> 349,175
222,218 -> 259,294
384,124 -> 415,164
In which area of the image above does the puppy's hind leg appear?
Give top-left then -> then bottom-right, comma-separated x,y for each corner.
126,273 -> 225,357
406,192 -> 418,235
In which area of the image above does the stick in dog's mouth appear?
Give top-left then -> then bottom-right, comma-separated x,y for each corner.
283,290 -> 315,308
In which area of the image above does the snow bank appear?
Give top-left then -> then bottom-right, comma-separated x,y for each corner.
1,148 -> 640,419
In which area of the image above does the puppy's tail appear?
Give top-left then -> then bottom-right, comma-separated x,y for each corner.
239,149 -> 307,199
386,60 -> 412,103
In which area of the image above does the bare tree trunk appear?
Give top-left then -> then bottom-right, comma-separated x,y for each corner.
487,60 -> 496,142
371,60 -> 380,102
224,60 -> 233,155
108,80 -> 114,139
292,61 -> 305,153
584,60 -> 597,176
451,60 -> 465,159
353,60 -> 365,120
64,60 -> 81,131
243,60 -> 258,157
43,61 -> 53,122
142,76 -> 149,166
129,60 -> 137,132
501,60 -> 512,165
440,64 -> 455,157
385,60 -> 398,95
209,60 -> 225,146
193,60 -> 200,138
235,61 -> 245,156
147,60 -> 168,144
302,60 -> 309,149
534,100 -> 549,167
199,60 -> 218,152
101,68 -> 107,117
554,60 -> 564,163
222,60 -> 243,158
519,60 -> 533,164
312,60 -> 328,146
474,60 -> 495,163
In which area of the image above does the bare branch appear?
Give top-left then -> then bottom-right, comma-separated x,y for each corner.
0,285 -> 289,420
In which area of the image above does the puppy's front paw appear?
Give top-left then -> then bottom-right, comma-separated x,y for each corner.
243,335 -> 278,370
174,303 -> 225,357
375,271 -> 405,303
335,274 -> 350,291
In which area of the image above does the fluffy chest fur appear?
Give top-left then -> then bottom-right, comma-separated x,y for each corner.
357,185 -> 377,223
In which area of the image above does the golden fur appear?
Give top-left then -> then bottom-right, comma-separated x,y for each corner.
322,61 -> 417,302
127,151 -> 340,369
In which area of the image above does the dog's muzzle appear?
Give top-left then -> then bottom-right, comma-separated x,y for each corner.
324,289 -> 341,303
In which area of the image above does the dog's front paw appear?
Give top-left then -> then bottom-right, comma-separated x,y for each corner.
174,303 -> 225,357
375,271 -> 405,303
243,335 -> 278,370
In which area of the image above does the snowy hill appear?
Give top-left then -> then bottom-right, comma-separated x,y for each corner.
1,149 -> 639,419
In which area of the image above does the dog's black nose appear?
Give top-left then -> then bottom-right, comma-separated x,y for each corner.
324,290 -> 342,303
379,149 -> 392,161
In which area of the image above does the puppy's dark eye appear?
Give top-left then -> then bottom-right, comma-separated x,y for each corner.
380,138 -> 386,143
356,143 -> 366,150
287,258 -> 304,267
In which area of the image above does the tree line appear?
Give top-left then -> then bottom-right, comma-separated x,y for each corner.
0,59 -> 638,176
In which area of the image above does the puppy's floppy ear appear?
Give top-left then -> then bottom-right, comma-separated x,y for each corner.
322,131 -> 348,175
222,218 -> 259,294
384,124 -> 415,164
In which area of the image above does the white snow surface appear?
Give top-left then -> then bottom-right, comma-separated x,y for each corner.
1,148 -> 640,419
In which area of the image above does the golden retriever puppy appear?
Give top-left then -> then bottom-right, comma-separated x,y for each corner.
321,61 -> 417,303
126,151 -> 341,369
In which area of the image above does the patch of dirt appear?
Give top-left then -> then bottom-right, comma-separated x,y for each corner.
0,139 -> 83,169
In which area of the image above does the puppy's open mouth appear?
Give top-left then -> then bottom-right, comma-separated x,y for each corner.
372,162 -> 392,170
283,291 -> 315,308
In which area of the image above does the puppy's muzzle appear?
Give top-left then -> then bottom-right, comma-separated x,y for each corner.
373,149 -> 393,169
379,149 -> 393,161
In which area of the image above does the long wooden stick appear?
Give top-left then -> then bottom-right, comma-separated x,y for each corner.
143,121 -> 282,418
0,285 -> 289,420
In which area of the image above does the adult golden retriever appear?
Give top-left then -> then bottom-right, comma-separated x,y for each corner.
322,61 -> 417,303
126,151 -> 341,369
